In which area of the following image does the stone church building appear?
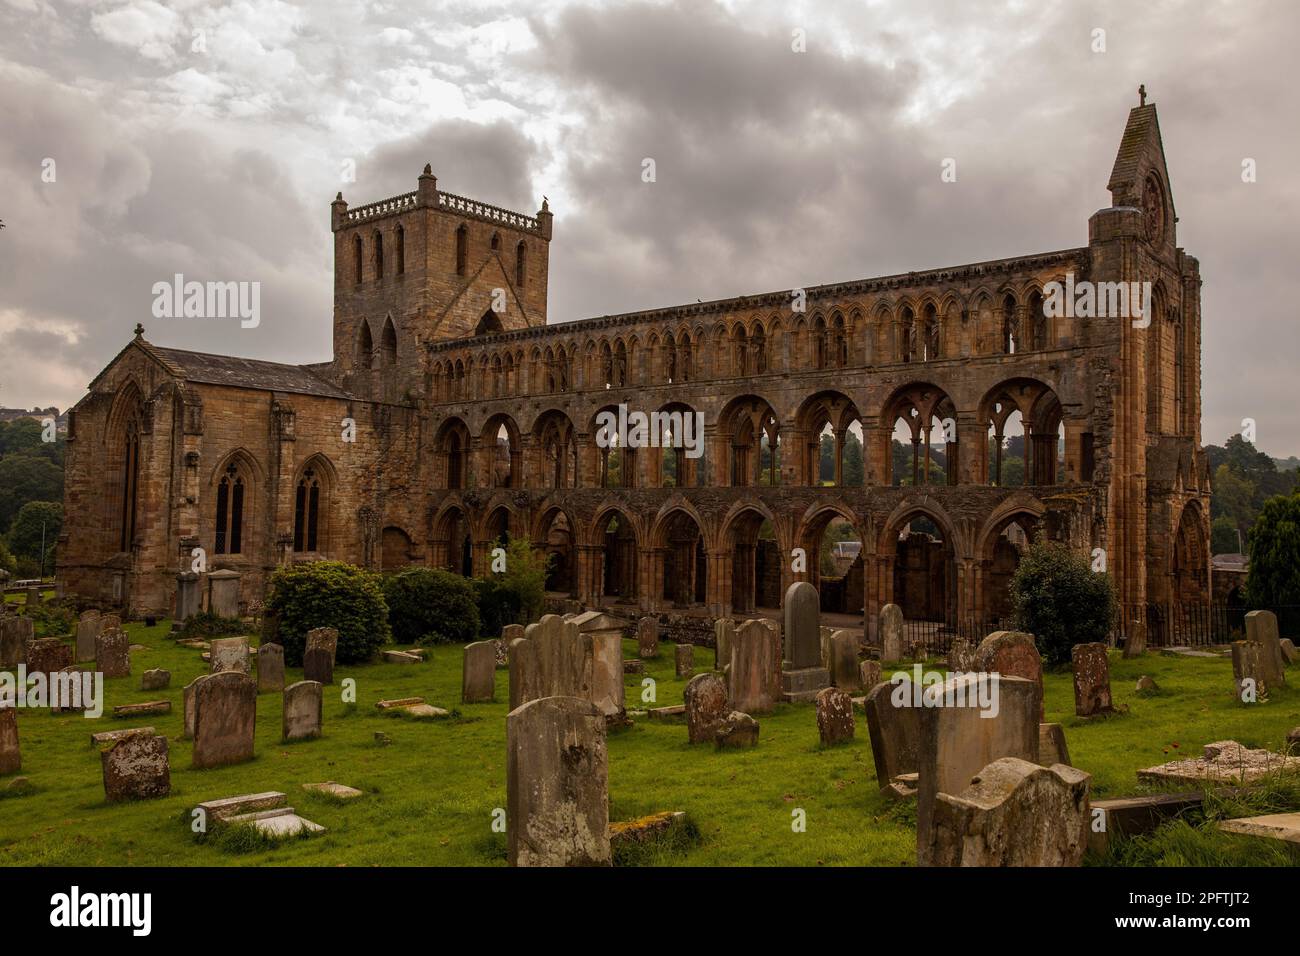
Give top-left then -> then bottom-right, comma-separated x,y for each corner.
58,99 -> 1211,644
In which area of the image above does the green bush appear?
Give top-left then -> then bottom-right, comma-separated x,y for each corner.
1009,539 -> 1117,668
383,568 -> 479,646
179,610 -> 245,639
264,561 -> 390,665
27,599 -> 76,638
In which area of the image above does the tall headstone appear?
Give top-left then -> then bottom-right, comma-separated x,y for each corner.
304,627 -> 338,685
0,615 -> 33,668
637,617 -> 658,659
192,671 -> 257,769
75,611 -> 102,663
207,568 -> 242,618
101,732 -> 170,801
499,623 -> 525,668
174,571 -> 202,622
916,674 -> 1041,866
782,583 -> 829,702
462,641 -> 496,703
879,603 -> 904,662
930,757 -> 1091,866
675,643 -> 694,679
829,629 -> 861,690
95,627 -> 130,678
0,706 -> 19,774
509,637 -> 538,711
714,618 -> 736,674
729,619 -> 779,714
1071,642 -> 1115,717
257,643 -> 285,693
282,680 -> 323,741
506,696 -> 610,867
863,676 -> 924,792
685,672 -> 729,744
210,636 -> 250,674
588,629 -> 626,722
1245,610 -> 1287,689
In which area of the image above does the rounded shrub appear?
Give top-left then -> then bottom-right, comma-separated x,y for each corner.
264,561 -> 390,665
383,567 -> 480,646
1009,539 -> 1117,669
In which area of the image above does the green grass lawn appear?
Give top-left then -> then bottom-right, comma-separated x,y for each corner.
1,619 -> 1298,866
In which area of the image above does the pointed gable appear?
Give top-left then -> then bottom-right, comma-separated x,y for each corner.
1107,103 -> 1176,216
428,251 -> 534,341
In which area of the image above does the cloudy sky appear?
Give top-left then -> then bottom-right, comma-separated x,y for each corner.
1,0 -> 1296,454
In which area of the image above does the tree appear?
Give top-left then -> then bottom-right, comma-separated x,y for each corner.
1009,539 -> 1118,668
0,454 -> 63,532
1210,515 -> 1240,555
6,501 -> 62,568
1211,463 -> 1255,534
842,432 -> 865,485
1245,491 -> 1300,607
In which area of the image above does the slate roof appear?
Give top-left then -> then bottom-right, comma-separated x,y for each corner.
1107,104 -> 1158,198
147,344 -> 353,399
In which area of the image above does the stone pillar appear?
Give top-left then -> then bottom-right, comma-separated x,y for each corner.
175,572 -> 201,622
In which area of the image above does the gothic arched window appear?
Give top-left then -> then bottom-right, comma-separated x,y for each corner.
374,230 -> 384,279
456,224 -> 468,276
516,241 -> 527,287
215,463 -> 246,555
353,234 -> 363,284
293,467 -> 323,552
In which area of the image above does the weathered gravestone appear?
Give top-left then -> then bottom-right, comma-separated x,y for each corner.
499,624 -> 525,668
508,637 -> 538,711
1281,638 -> 1299,665
715,711 -> 760,748
675,643 -> 694,679
282,680 -> 322,742
0,706 -> 19,774
1039,723 -> 1072,766
729,619 -> 779,714
26,638 -> 73,679
303,627 -> 338,685
207,568 -> 242,618
174,571 -> 202,622
25,586 -> 41,608
1245,610 -> 1286,689
916,673 -> 1041,866
0,616 -> 33,668
860,659 -> 882,691
714,618 -> 736,674
637,617 -> 658,658
879,603 -> 904,662
819,626 -> 835,671
1071,642 -> 1115,717
257,643 -> 285,693
75,611 -> 102,663
462,641 -> 496,703
210,636 -> 250,674
948,638 -> 976,672
829,629 -> 861,691
930,757 -> 1091,866
863,676 -> 924,795
781,582 -> 829,702
506,695 -> 610,867
182,674 -> 210,739
684,672 -> 729,745
141,668 -> 171,691
101,732 -> 170,801
816,686 -> 855,745
192,671 -> 257,769
1232,641 -> 1271,699
973,631 -> 1044,718
95,627 -> 130,678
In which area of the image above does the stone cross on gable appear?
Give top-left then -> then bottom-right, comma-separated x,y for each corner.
1138,84 -> 1147,106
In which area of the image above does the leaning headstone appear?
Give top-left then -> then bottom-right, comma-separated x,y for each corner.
637,617 -> 658,659
75,612 -> 103,663
684,672 -> 729,745
816,686 -> 855,745
96,627 -> 130,678
506,696 -> 610,867
303,627 -> 338,685
1071,642 -> 1114,717
141,668 -> 171,691
879,604 -> 904,662
282,680 -> 323,742
973,631 -> 1044,717
828,630 -> 861,691
257,643 -> 285,693
0,706 -> 19,774
729,619 -> 779,714
0,616 -> 33,668
714,711 -> 759,748
101,732 -> 170,802
210,636 -> 250,674
1281,638 -> 1298,665
930,757 -> 1091,866
192,671 -> 257,769
863,676 -> 924,794
1245,610 -> 1286,688
182,674 -> 210,739
26,637 -> 73,679
916,674 -> 1041,866
675,643 -> 694,679
714,619 -> 736,674
462,641 -> 496,703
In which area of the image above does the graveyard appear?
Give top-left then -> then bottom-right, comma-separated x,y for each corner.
2,603 -> 1298,867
